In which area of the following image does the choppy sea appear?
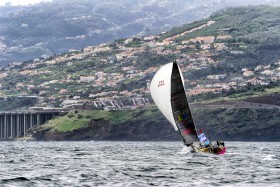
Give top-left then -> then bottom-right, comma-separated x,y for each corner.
0,141 -> 279,187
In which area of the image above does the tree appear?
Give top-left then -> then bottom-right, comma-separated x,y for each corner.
195,41 -> 201,50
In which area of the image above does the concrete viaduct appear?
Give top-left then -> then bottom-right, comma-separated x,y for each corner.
0,110 -> 67,139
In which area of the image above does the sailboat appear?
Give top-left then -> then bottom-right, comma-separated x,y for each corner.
150,61 -> 226,155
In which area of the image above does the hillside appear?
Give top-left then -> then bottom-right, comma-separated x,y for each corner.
5,5 -> 279,142
30,106 -> 280,141
0,6 -> 280,110
1,1 -> 280,66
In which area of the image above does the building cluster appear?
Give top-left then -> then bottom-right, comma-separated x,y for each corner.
60,97 -> 150,110
0,19 -> 279,110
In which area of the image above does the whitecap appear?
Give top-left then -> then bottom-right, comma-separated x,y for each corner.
262,154 -> 277,161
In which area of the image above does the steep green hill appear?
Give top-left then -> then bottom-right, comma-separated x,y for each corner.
31,106 -> 280,141
162,6 -> 280,75
162,6 -> 280,43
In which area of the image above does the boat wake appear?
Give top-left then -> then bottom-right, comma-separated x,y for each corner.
179,146 -> 192,155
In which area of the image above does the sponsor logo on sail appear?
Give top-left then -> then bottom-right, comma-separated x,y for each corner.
158,80 -> 165,87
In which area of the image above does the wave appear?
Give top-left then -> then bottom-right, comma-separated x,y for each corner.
2,177 -> 29,183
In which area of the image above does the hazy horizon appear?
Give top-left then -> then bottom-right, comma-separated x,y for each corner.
1,0 -> 280,7
0,0 -> 52,6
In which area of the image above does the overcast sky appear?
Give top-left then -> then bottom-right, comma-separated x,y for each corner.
0,0 -> 52,6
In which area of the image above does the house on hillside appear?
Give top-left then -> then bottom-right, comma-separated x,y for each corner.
80,76 -> 95,82
261,70 -> 274,76
230,50 -> 245,55
243,71 -> 254,77
132,97 -> 150,106
207,74 -> 227,80
59,89 -> 68,94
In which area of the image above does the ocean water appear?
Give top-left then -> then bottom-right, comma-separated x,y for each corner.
0,141 -> 279,187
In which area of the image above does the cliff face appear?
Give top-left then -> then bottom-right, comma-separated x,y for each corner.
31,107 -> 280,142
32,118 -> 179,141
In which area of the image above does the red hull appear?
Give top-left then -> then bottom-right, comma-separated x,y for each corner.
217,147 -> 226,155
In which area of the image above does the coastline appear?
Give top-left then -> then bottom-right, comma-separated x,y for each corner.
27,106 -> 280,142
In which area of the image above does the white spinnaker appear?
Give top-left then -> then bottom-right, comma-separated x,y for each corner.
177,64 -> 186,90
150,62 -> 178,131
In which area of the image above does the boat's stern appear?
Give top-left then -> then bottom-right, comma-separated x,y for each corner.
192,145 -> 226,155
217,147 -> 226,155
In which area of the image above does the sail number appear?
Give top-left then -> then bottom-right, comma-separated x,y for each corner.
158,80 -> 165,87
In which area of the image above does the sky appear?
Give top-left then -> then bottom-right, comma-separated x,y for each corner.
0,0 -> 52,6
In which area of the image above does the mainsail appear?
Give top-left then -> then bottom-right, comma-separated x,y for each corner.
150,62 -> 198,145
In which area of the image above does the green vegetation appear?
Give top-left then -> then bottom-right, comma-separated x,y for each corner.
33,106 -> 280,141
86,110 -> 133,124
189,81 -> 280,103
43,111 -> 91,133
193,107 -> 280,141
0,97 -> 37,111
52,119 -> 89,132
159,19 -> 210,41
161,6 -> 280,48
40,106 -> 161,133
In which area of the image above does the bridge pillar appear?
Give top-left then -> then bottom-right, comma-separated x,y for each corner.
0,115 -> 2,138
10,114 -> 13,138
24,114 -> 26,137
37,114 -> 40,126
4,114 -> 7,138
1,115 -> 3,138
21,115 -> 23,137
19,115 -> 22,137
30,114 -> 33,128
17,114 -> 19,138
